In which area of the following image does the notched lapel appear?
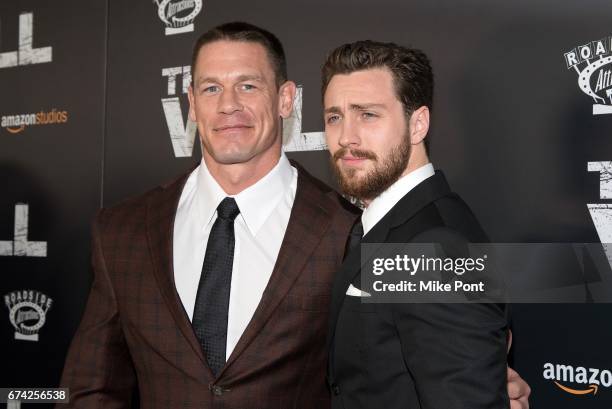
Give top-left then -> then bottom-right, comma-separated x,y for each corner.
220,169 -> 336,376
145,170 -> 209,372
387,171 -> 451,229
327,216 -> 390,347
328,171 -> 452,339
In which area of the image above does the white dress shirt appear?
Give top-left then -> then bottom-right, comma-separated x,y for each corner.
361,163 -> 435,236
173,154 -> 297,359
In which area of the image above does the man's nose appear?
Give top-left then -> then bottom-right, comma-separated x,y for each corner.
338,117 -> 360,148
218,88 -> 243,114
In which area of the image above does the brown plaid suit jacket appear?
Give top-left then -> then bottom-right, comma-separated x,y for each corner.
59,163 -> 358,409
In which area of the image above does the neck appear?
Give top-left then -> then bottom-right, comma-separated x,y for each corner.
400,146 -> 429,179
362,150 -> 431,209
203,145 -> 282,195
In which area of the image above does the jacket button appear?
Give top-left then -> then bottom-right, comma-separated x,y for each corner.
331,384 -> 341,395
211,385 -> 224,396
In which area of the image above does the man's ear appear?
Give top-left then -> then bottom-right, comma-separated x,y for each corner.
408,106 -> 430,145
278,80 -> 297,119
188,85 -> 196,122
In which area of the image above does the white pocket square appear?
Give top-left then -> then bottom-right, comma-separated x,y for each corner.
346,283 -> 371,297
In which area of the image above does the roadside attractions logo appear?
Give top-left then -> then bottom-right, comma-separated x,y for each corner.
1,109 -> 68,134
544,362 -> 610,397
154,0 -> 203,35
564,36 -> 612,115
4,290 -> 53,342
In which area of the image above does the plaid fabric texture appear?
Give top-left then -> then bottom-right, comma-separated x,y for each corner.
59,164 -> 358,409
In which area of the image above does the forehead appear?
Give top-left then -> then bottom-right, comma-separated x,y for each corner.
324,68 -> 397,106
194,40 -> 274,78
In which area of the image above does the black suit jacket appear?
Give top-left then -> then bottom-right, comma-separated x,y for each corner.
327,171 -> 509,409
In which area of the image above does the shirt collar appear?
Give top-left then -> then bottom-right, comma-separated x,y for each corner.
361,163 -> 435,236
195,153 -> 294,236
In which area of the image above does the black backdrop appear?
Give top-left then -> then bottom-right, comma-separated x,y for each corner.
2,0 -> 612,408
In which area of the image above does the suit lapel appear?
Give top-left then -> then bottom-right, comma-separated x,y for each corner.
220,166 -> 336,376
385,170 -> 452,230
146,167 -> 209,371
327,171 -> 453,341
327,214 -> 390,350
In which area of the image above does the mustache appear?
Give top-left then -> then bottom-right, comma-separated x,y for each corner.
332,147 -> 377,162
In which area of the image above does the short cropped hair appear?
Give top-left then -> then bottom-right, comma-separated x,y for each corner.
191,21 -> 287,87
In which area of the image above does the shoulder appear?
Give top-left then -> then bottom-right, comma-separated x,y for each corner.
390,193 -> 488,244
96,169 -> 192,231
98,188 -> 156,221
292,160 -> 361,222
431,193 -> 489,242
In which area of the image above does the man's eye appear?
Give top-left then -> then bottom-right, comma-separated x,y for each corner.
362,112 -> 378,119
202,85 -> 220,94
326,115 -> 340,124
240,83 -> 256,91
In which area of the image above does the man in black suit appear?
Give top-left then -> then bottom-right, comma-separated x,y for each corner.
323,41 -> 512,408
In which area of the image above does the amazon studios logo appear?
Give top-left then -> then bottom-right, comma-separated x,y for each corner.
564,36 -> 612,115
544,362 -> 611,396
154,0 -> 203,35
1,109 -> 69,134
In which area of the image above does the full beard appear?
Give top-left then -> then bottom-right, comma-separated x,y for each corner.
331,138 -> 411,202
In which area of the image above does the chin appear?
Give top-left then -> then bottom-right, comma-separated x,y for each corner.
341,165 -> 368,179
202,141 -> 252,163
212,151 -> 255,165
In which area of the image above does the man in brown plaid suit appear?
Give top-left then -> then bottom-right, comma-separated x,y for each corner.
58,22 -> 530,409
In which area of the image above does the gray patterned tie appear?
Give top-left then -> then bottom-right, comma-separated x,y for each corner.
192,197 -> 240,376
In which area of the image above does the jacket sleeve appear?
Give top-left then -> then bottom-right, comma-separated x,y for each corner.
57,210 -> 136,408
393,227 -> 509,409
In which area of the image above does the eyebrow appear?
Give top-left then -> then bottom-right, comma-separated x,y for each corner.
324,103 -> 387,114
324,106 -> 342,115
195,74 -> 264,87
236,74 -> 264,82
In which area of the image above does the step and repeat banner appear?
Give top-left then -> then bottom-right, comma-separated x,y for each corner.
2,0 -> 612,407
0,1 -> 107,408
